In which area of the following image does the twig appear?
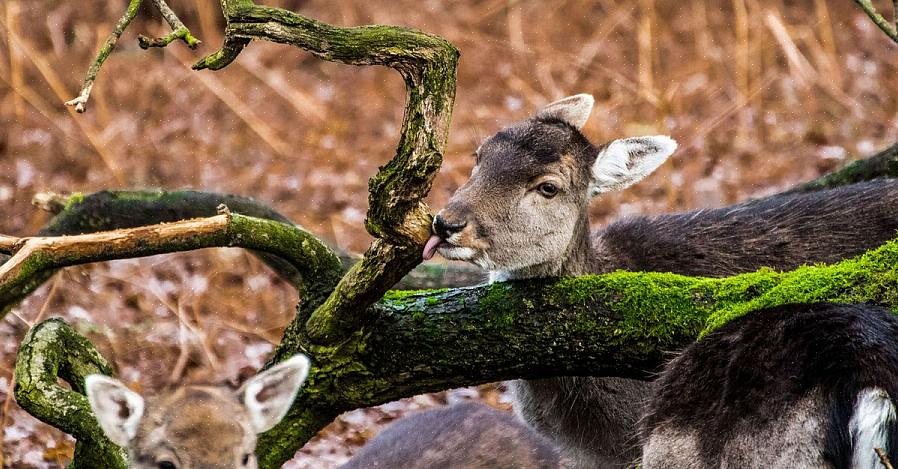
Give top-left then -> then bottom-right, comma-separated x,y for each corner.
66,0 -> 201,113
855,0 -> 898,43
137,0 -> 201,50
876,447 -> 895,469
65,0 -> 142,113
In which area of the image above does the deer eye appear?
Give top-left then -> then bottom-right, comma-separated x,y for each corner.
157,461 -> 177,469
537,182 -> 559,198
242,453 -> 253,466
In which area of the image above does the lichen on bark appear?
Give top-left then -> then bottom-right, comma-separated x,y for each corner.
14,319 -> 127,468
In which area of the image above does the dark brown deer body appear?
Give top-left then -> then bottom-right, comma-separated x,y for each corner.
341,402 -> 567,469
641,303 -> 898,469
426,94 -> 898,467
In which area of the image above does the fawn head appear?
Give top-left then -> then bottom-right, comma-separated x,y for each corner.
423,94 -> 677,276
85,355 -> 311,469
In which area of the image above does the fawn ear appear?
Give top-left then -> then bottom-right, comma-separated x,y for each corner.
240,354 -> 311,433
85,375 -> 145,446
534,94 -> 595,129
589,136 -> 677,195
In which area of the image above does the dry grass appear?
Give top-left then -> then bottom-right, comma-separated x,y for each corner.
0,0 -> 896,467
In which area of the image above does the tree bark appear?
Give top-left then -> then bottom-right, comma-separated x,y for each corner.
15,237 -> 898,468
14,319 -> 127,468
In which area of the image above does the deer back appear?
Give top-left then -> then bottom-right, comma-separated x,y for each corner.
641,303 -> 898,469
341,402 -> 567,469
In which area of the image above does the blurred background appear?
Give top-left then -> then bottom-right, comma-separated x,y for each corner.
0,0 -> 896,467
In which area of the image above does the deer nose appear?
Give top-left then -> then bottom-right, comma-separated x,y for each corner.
433,215 -> 467,239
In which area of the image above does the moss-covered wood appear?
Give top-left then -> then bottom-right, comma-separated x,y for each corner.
788,143 -> 898,194
14,319 -> 127,469
18,237 -> 898,468
250,237 -> 898,465
192,0 -> 461,345
0,212 -> 343,321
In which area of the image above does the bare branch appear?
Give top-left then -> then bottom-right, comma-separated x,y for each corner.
0,212 -> 343,318
65,0 -> 143,113
67,0 -> 202,112
855,0 -> 898,43
30,189 -> 483,288
137,0 -> 201,49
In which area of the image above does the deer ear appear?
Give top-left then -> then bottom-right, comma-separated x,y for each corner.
589,136 -> 677,195
240,354 -> 310,433
534,94 -> 595,129
85,375 -> 145,446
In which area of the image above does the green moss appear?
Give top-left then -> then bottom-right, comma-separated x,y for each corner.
381,288 -> 449,310
63,192 -> 85,210
702,239 -> 898,334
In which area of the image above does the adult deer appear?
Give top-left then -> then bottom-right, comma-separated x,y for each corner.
641,302 -> 898,469
341,402 -> 566,468
85,355 -> 310,469
424,93 -> 898,467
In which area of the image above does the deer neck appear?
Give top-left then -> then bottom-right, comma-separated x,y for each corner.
490,211 -> 594,282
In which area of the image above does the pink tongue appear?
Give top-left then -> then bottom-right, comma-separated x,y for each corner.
423,235 -> 443,260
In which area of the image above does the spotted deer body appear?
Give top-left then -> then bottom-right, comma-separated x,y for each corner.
85,355 -> 310,469
341,402 -> 567,469
426,94 -> 898,467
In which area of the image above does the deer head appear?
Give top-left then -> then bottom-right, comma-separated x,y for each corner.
85,355 -> 310,469
423,94 -> 677,278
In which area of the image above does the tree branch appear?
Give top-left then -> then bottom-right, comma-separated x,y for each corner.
14,318 -> 126,469
65,0 -> 143,113
0,211 -> 343,320
19,236 -> 898,468
137,0 -> 201,50
33,189 -> 482,287
855,0 -> 898,43
66,0 -> 202,112
251,236 -> 898,467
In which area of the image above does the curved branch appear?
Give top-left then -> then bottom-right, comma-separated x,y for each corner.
14,318 -> 126,468
191,1 -> 459,343
1,212 -> 343,320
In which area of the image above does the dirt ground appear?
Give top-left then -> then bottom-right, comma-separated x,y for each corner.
0,0 -> 896,467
